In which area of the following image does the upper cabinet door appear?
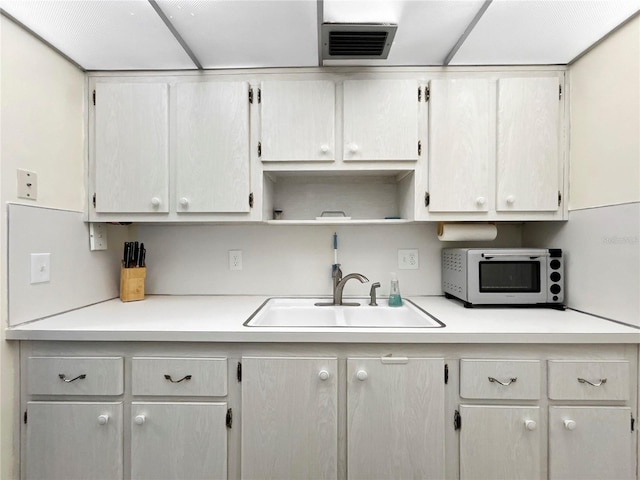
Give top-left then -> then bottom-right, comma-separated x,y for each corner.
95,83 -> 169,213
343,79 -> 420,161
428,79 -> 491,212
260,80 -> 335,162
175,82 -> 250,213
496,77 -> 562,212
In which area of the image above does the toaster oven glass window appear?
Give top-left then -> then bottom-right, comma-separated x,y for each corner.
479,261 -> 541,293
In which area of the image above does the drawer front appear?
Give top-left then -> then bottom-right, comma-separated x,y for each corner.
460,359 -> 541,400
132,357 -> 227,397
548,360 -> 629,400
27,357 -> 124,396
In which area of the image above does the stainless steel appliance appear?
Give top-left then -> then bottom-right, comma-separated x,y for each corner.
442,248 -> 564,308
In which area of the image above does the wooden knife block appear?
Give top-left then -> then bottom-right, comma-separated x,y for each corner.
120,263 -> 146,302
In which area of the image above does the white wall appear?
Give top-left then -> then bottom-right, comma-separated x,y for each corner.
568,15 -> 640,210
0,15 -> 85,479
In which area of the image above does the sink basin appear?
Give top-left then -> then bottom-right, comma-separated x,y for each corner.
244,298 -> 445,328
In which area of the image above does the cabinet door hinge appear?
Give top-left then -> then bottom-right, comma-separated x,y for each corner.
559,84 -> 562,100
257,142 -> 262,157
424,192 -> 430,207
558,191 -> 562,207
444,364 -> 449,384
92,193 -> 97,209
249,193 -> 254,209
418,86 -> 422,102
454,410 -> 461,430
92,89 -> 96,106
237,361 -> 242,382
631,413 -> 635,432
226,408 -> 233,429
258,88 -> 261,104
425,85 -> 430,102
249,88 -> 254,104
418,141 -> 422,156
23,410 -> 27,424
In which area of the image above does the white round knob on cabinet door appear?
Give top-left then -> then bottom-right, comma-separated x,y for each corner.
356,370 -> 368,381
97,415 -> 109,425
320,144 -> 330,154
318,370 -> 330,381
505,195 -> 516,205
524,420 -> 537,431
348,143 -> 359,154
476,196 -> 486,207
563,419 -> 577,431
135,415 -> 146,425
179,197 -> 190,208
150,197 -> 161,208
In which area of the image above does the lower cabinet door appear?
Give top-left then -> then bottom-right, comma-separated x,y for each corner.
459,405 -> 541,480
347,357 -> 445,480
26,401 -> 123,480
131,402 -> 228,480
241,356 -> 338,480
549,406 -> 633,480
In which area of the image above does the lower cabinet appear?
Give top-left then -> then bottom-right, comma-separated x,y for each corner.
131,402 -> 228,480
26,401 -> 123,480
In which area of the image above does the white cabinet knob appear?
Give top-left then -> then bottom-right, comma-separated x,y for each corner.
506,195 -> 516,205
135,415 -> 146,425
524,420 -> 537,431
151,197 -> 161,208
356,370 -> 368,381
97,415 -> 109,425
563,419 -> 577,431
320,144 -> 330,154
476,196 -> 486,206
179,197 -> 190,208
349,143 -> 359,154
318,370 -> 330,381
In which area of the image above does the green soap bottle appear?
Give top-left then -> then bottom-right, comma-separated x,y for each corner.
388,272 -> 403,307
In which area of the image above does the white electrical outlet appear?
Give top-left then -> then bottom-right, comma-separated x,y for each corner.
30,253 -> 51,284
398,249 -> 419,270
89,223 -> 108,250
229,250 -> 243,271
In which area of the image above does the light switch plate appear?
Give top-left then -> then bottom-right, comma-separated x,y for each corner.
30,253 -> 51,284
17,169 -> 38,200
229,250 -> 243,271
398,249 -> 419,270
89,223 -> 108,250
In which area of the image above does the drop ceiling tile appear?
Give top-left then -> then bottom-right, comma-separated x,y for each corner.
156,0 -> 319,68
451,0 -> 640,65
1,0 -> 195,70
323,0 -> 487,66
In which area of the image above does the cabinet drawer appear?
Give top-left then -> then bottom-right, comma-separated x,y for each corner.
27,357 -> 124,396
548,360 -> 629,400
132,357 -> 227,396
460,359 -> 541,400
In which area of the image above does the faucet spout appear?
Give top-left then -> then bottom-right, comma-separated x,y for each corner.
333,273 -> 369,306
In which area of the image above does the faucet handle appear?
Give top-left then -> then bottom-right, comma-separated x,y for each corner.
369,282 -> 381,306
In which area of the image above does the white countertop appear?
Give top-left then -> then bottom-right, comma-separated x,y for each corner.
6,295 -> 639,344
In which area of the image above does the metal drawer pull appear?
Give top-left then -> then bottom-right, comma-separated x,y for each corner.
58,374 -> 87,383
577,377 -> 607,387
164,374 -> 192,383
488,376 -> 517,386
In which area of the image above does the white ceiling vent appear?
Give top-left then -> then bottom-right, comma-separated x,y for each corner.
321,23 -> 397,60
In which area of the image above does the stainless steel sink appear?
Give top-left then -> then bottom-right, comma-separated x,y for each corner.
244,297 -> 445,328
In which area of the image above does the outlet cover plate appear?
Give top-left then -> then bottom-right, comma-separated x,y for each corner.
398,249 -> 419,270
30,253 -> 51,284
229,250 -> 243,271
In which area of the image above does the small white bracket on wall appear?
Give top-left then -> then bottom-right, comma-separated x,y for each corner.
89,223 -> 108,251
17,169 -> 38,200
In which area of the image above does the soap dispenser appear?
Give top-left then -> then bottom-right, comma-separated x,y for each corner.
388,272 -> 403,307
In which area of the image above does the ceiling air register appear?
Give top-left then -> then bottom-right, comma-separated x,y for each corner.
321,23 -> 397,60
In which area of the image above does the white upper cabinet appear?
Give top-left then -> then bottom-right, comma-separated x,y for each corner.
496,77 -> 561,212
95,82 -> 169,214
260,80 -> 335,162
428,79 -> 492,212
343,79 -> 421,161
175,82 -> 250,213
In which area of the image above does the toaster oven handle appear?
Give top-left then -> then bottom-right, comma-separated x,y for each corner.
482,252 -> 550,259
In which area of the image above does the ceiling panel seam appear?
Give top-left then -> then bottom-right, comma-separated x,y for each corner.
0,8 -> 86,72
147,0 -> 203,70
443,0 -> 493,66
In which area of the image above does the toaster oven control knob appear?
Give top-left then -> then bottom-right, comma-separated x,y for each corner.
505,195 -> 516,205
563,419 -> 577,431
524,420 -> 537,431
550,284 -> 562,295
356,370 -> 368,381
475,196 -> 486,207
550,259 -> 561,270
550,272 -> 561,282
179,197 -> 190,208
